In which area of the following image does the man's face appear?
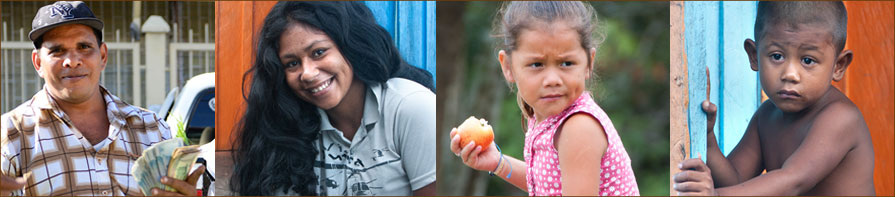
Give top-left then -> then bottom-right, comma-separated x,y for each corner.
32,24 -> 107,104
751,22 -> 839,113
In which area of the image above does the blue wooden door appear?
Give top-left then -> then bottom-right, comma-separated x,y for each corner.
686,1 -> 760,159
364,1 -> 437,86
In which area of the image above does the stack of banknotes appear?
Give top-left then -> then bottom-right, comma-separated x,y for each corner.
132,139 -> 202,195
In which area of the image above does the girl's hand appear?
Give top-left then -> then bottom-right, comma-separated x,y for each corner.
450,128 -> 500,172
673,156 -> 718,196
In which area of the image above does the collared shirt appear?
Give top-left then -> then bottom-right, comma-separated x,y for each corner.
1,86 -> 171,196
311,78 -> 436,196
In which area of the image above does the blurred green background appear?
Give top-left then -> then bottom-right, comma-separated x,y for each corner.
436,1 -> 669,196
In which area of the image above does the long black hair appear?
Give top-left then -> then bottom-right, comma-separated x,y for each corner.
231,1 -> 434,195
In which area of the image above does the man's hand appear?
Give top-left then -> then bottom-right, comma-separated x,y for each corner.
0,175 -> 26,196
673,155 -> 717,196
151,165 -> 205,196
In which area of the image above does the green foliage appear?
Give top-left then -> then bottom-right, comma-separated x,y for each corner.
170,115 -> 191,146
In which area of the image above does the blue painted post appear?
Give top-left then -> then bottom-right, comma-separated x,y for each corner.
363,1 -> 437,86
719,1 -> 758,155
425,2 -> 436,84
686,1 -> 761,160
686,1 -> 720,162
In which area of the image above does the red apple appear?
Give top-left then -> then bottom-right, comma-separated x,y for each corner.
453,116 -> 494,150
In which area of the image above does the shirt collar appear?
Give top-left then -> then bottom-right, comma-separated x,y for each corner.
318,83 -> 382,132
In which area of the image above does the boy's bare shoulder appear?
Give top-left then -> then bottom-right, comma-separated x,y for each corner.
813,91 -> 869,132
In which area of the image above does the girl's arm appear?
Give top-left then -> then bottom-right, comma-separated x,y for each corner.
556,113 -> 607,196
491,154 -> 528,191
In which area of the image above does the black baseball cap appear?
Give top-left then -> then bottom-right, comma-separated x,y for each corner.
29,1 -> 104,49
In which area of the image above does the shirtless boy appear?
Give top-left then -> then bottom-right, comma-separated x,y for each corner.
673,1 -> 875,195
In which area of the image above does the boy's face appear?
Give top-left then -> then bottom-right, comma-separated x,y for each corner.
745,22 -> 852,113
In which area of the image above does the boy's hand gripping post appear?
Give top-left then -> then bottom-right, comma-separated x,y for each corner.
688,66 -> 711,163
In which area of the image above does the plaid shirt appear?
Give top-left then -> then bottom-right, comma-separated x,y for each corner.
1,86 -> 170,196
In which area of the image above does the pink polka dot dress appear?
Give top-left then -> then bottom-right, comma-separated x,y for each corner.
523,92 -> 639,196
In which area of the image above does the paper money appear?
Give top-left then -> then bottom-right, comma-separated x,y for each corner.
165,145 -> 200,191
132,156 -> 154,195
131,139 -> 200,195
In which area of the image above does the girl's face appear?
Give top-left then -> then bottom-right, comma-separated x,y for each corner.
279,23 -> 359,110
499,22 -> 595,121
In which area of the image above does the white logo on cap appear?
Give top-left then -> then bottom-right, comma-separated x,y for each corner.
49,2 -> 75,19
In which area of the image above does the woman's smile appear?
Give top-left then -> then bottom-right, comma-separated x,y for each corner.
308,77 -> 334,95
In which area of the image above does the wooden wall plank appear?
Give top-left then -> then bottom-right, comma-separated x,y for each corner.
838,2 -> 894,195
215,1 -> 276,151
369,1 -> 437,83
669,2 -> 688,195
396,2 -> 430,78
364,1 -> 397,35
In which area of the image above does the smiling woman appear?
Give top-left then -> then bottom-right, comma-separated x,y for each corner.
228,1 -> 436,196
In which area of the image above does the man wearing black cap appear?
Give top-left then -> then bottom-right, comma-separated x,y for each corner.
1,1 -> 203,196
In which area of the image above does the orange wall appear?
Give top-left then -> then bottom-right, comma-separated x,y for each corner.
215,1 -> 277,151
835,2 -> 895,196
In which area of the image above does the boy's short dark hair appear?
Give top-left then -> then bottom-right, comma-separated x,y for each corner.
754,1 -> 848,54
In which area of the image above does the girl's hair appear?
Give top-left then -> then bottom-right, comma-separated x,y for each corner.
231,1 -> 434,195
493,1 -> 604,121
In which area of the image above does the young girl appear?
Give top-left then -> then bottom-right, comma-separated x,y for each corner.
450,1 -> 639,196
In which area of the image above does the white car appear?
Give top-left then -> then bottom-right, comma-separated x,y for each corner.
156,72 -> 215,195
157,72 -> 215,145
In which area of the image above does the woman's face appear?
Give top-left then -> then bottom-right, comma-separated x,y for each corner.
278,23 -> 356,110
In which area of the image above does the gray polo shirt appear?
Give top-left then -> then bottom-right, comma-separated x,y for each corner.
312,78 -> 436,196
